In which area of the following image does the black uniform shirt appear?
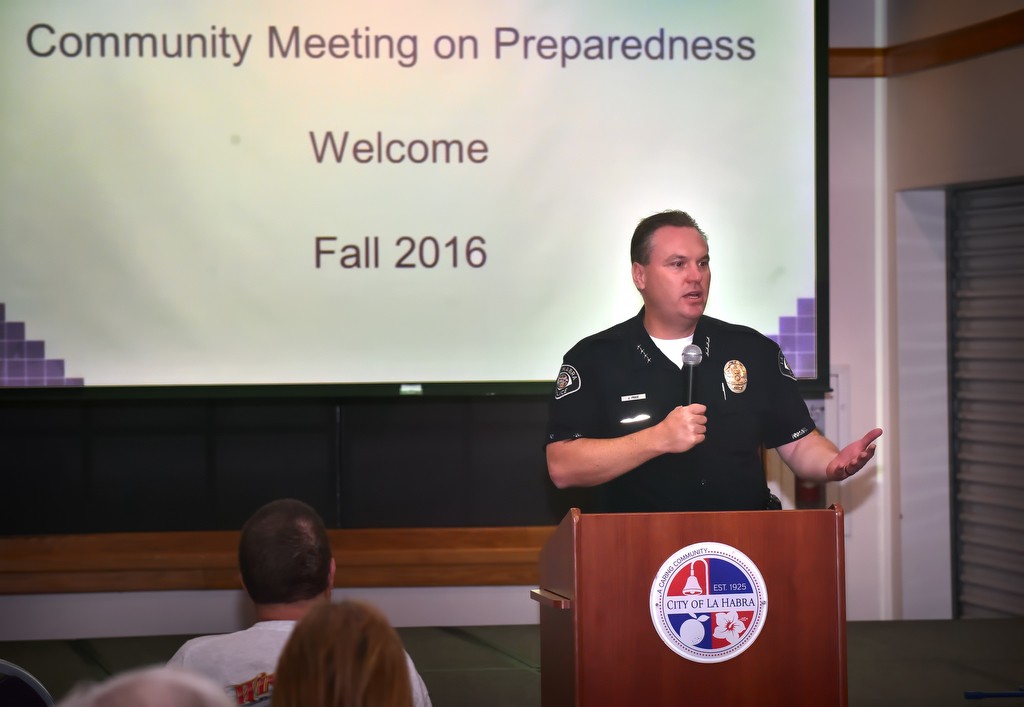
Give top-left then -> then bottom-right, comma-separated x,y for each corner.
545,309 -> 815,512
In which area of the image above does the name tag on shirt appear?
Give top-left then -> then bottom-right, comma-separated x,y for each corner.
621,393 -> 646,401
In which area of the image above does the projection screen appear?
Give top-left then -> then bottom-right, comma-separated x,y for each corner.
0,0 -> 825,394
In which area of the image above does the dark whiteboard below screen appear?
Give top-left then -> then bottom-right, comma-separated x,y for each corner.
0,0 -> 825,392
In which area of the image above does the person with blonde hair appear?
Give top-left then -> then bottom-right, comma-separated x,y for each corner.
274,599 -> 413,707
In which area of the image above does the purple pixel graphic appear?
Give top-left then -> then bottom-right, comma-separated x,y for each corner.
767,297 -> 817,379
0,303 -> 84,387
0,297 -> 815,387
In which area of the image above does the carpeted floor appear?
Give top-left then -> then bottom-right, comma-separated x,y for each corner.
1,619 -> 1021,706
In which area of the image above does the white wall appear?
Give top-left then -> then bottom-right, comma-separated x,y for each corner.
824,0 -> 891,621
894,190 -> 952,618
828,0 -> 1024,620
885,0 -> 1024,44
828,72 -> 893,620
885,41 -> 1024,618
0,587 -> 540,641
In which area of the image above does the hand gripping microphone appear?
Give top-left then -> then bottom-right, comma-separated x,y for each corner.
682,344 -> 703,405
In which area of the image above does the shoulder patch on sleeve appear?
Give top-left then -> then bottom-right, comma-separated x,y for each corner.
554,364 -> 581,399
778,349 -> 797,381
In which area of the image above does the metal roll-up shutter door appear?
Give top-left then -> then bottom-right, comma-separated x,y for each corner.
949,178 -> 1024,618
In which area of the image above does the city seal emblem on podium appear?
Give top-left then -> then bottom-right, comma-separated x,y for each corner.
650,542 -> 768,663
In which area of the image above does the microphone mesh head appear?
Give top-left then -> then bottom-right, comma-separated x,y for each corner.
682,344 -> 703,367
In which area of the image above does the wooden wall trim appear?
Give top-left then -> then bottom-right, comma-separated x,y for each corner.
830,9 -> 1024,78
830,48 -> 886,78
0,526 -> 556,595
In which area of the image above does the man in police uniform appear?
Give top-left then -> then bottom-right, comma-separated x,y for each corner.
545,210 -> 881,512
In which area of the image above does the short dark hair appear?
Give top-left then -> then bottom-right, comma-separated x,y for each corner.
630,210 -> 707,265
238,499 -> 332,605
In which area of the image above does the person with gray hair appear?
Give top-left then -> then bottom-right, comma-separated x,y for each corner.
57,665 -> 232,707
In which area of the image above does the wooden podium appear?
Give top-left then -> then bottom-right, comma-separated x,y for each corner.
531,506 -> 848,706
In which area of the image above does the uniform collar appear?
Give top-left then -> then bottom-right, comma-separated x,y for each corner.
630,308 -> 711,367
692,316 -> 712,361
628,308 -> 655,365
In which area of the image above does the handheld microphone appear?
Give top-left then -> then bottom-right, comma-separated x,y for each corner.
682,344 -> 703,405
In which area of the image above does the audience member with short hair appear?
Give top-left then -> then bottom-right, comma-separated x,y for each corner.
56,665 -> 232,707
168,499 -> 431,706
274,599 -> 413,707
